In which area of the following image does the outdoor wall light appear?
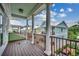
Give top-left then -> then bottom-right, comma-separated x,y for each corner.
18,8 -> 24,13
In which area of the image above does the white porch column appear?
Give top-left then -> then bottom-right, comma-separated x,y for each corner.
18,27 -> 21,34
2,3 -> 11,44
0,3 -> 11,55
44,4 -> 51,55
31,15 -> 34,44
26,19 -> 28,40
2,13 -> 9,44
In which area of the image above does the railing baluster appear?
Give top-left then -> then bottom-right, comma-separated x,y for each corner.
44,36 -> 46,51
75,42 -> 77,56
59,38 -> 60,56
62,39 -> 63,56
53,37 -> 54,55
70,40 -> 71,56
52,37 -> 55,55
66,40 -> 67,56
56,38 -> 57,56
54,37 -> 55,56
53,37 -> 55,56
51,37 -> 52,56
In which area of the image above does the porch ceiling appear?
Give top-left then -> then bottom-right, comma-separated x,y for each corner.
10,3 -> 45,19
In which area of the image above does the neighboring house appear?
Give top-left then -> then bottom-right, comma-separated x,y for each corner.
9,24 -> 32,35
8,24 -> 22,33
41,21 -> 68,38
34,25 -> 42,34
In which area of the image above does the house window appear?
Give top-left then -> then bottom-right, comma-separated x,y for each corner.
62,36 -> 64,38
61,28 -> 64,32
0,15 -> 3,46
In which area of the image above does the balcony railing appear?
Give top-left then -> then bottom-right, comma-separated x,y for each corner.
27,33 -> 79,56
34,34 -> 46,50
27,33 -> 32,41
50,35 -> 79,56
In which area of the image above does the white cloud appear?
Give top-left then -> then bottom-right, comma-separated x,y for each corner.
50,10 -> 57,16
35,10 -> 57,21
50,10 -> 57,18
51,18 -> 56,22
67,8 -> 73,12
10,20 -> 26,26
54,9 -> 56,11
52,4 -> 55,7
58,13 -> 67,18
10,20 -> 21,25
42,19 -> 46,21
35,10 -> 46,18
41,10 -> 57,17
36,10 -> 57,18
60,8 -> 64,12
41,10 -> 46,15
35,14 -> 45,18
35,12 -> 46,21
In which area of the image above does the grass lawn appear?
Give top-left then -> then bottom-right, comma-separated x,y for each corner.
9,33 -> 25,42
0,33 -> 25,43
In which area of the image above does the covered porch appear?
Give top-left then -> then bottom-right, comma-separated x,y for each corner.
0,3 -> 79,56
0,3 -> 52,56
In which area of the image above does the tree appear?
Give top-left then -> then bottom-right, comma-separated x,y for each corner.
68,25 -> 79,40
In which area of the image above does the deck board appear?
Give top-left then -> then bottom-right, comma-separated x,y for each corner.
2,40 -> 45,56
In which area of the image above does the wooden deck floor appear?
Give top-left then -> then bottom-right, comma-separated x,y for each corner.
2,40 -> 45,56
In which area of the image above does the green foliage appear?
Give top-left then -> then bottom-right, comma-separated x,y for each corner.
13,31 -> 16,33
56,48 -> 62,54
68,25 -> 79,40
56,44 -> 79,56
66,44 -> 79,56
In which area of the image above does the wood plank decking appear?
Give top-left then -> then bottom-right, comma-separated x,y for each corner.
2,40 -> 45,56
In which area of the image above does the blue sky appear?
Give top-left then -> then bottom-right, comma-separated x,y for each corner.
10,3 -> 79,27
50,3 -> 79,26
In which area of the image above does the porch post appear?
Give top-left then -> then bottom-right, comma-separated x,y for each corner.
2,13 -> 9,44
18,27 -> 21,34
26,19 -> 28,40
31,14 -> 34,44
1,3 -> 11,44
44,4 -> 51,55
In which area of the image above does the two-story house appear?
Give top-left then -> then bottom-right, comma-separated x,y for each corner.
41,21 -> 68,38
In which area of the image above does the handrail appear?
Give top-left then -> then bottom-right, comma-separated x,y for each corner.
29,33 -> 79,42
50,35 -> 79,42
34,33 -> 46,36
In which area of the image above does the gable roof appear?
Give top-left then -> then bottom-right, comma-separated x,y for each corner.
41,20 -> 68,28
53,21 -> 68,28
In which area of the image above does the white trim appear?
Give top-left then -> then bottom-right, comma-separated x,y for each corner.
31,15 -> 34,44
26,19 -> 28,40
44,4 -> 51,56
